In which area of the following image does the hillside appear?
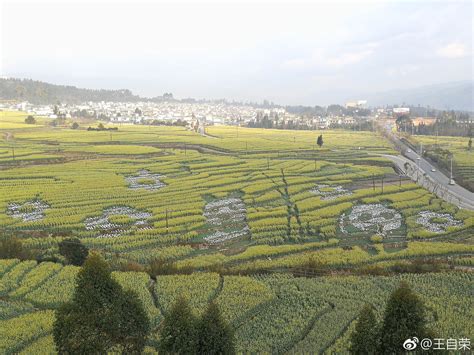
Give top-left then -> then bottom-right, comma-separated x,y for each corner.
1,259 -> 472,353
0,78 -> 141,104
366,81 -> 474,111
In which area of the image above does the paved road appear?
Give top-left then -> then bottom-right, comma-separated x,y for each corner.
382,124 -> 474,210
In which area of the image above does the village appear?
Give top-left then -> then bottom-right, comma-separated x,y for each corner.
1,98 -> 456,132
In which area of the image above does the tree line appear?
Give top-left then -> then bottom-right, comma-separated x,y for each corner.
396,112 -> 473,137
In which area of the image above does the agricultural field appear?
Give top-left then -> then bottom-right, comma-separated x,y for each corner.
0,260 -> 472,354
1,112 -> 474,353
408,134 -> 474,191
0,112 -> 473,270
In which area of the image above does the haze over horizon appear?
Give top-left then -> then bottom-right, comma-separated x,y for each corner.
1,0 -> 472,105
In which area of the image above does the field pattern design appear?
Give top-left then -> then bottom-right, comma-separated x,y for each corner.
0,116 -> 472,275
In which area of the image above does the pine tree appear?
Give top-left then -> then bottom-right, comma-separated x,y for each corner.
197,301 -> 235,355
58,237 -> 89,266
379,282 -> 430,354
53,253 -> 150,354
159,295 -> 197,354
350,304 -> 379,355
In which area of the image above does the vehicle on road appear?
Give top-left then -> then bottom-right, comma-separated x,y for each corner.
431,168 -> 436,172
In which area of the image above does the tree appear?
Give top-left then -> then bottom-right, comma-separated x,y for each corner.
159,295 -> 197,354
468,137 -> 472,151
25,115 -> 36,124
197,302 -> 235,355
350,304 -> 379,355
317,134 -> 324,148
0,237 -> 29,259
97,123 -> 105,130
53,254 -> 149,353
395,115 -> 412,132
71,122 -> 79,129
58,238 -> 89,266
379,282 -> 430,354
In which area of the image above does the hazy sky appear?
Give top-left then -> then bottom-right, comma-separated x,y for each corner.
1,0 -> 472,105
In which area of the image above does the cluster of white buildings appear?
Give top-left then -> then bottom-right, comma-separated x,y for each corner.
1,100 -> 376,129
1,100 -> 294,125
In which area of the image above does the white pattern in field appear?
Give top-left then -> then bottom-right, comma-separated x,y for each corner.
340,203 -> 402,236
203,197 -> 249,244
7,200 -> 50,222
84,206 -> 152,238
125,169 -> 165,190
416,211 -> 462,233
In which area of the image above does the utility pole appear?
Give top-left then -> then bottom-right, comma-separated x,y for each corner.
165,209 -> 169,232
381,175 -> 384,193
372,174 -> 375,191
416,157 -> 420,181
449,155 -> 455,185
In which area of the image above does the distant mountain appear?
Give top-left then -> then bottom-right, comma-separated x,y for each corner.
2,77 -> 473,111
366,81 -> 473,111
0,78 -> 143,104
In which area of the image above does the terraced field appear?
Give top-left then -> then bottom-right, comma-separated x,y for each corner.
1,112 -> 473,353
1,260 -> 472,354
1,112 -> 473,271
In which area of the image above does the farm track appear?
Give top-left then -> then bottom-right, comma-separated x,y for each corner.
11,266 -> 62,302
286,303 -> 335,354
209,274 -> 224,302
9,327 -> 52,354
147,279 -> 165,325
320,313 -> 360,354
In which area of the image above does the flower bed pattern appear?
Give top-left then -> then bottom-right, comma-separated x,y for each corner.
125,170 -> 165,190
203,197 -> 250,244
340,203 -> 402,236
310,184 -> 352,200
84,206 -> 152,238
7,200 -> 49,222
416,211 -> 462,233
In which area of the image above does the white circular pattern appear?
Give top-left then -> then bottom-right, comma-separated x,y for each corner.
340,203 -> 402,235
84,206 -> 152,238
416,211 -> 462,233
125,169 -> 165,190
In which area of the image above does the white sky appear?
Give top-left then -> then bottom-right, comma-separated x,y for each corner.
1,0 -> 473,104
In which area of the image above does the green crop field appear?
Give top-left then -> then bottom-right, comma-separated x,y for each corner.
1,112 -> 474,353
1,112 -> 474,268
0,260 -> 472,354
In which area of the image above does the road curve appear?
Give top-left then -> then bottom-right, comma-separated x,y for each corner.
380,122 -> 474,210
